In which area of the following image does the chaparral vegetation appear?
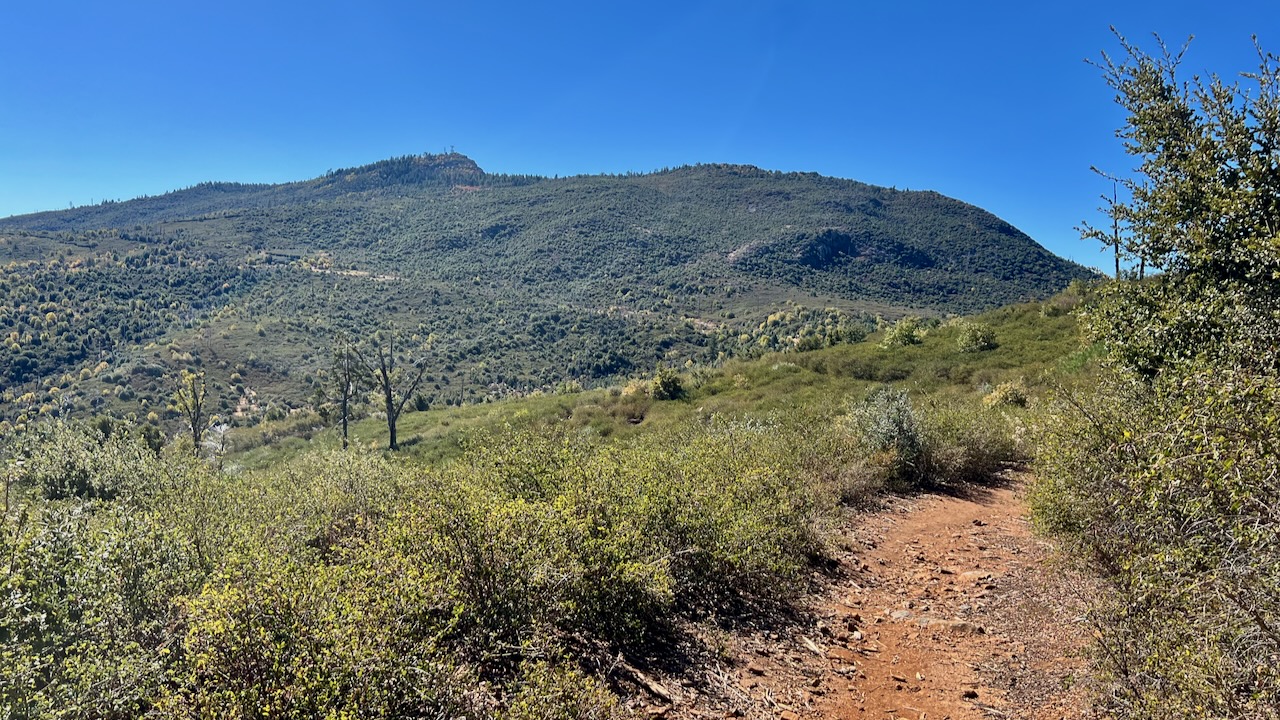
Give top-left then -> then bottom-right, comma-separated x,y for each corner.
1,31 -> 1277,720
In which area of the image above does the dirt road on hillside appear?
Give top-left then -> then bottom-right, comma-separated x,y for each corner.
640,476 -> 1098,720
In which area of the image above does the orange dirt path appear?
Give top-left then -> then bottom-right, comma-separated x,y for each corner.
662,478 -> 1097,720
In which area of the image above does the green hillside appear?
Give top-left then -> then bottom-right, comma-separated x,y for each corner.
0,287 -> 1078,719
0,154 -> 1094,430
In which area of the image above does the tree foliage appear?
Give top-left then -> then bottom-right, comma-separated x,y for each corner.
170,370 -> 212,455
1082,31 -> 1280,376
1036,31 -> 1280,719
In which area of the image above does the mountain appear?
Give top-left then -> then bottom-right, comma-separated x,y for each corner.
0,153 -> 1095,428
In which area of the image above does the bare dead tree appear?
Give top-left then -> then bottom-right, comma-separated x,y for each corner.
355,329 -> 429,451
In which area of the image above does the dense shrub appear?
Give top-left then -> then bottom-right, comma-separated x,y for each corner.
843,387 -> 1020,489
1032,34 -> 1280,719
878,316 -> 925,348
501,662 -> 622,720
649,365 -> 685,400
843,387 -> 924,485
982,378 -> 1028,408
0,387 -> 1023,718
1034,368 -> 1280,719
158,552 -> 483,719
918,397 -> 1023,484
0,504 -> 202,718
955,321 -> 997,353
11,420 -> 163,500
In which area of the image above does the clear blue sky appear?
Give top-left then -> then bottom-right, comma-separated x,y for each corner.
2,1 -> 1276,271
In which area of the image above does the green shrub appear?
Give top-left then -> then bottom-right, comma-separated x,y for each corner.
843,388 -> 1020,489
1033,368 -> 1280,719
159,553 -> 482,720
622,417 -> 830,607
649,365 -> 684,400
843,387 -> 924,486
12,420 -> 163,501
983,378 -> 1028,408
0,504 -> 202,718
917,397 -> 1022,484
879,316 -> 925,348
502,662 -> 622,720
0,370 -> 1028,719
955,321 -> 997,353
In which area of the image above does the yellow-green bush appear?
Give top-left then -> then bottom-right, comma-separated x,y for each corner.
1,396 -> 1021,719
955,321 -> 997,353
0,503 -> 202,718
982,378 -> 1028,408
918,396 -> 1023,484
501,662 -> 622,720
1033,368 -> 1280,719
158,552 -> 481,720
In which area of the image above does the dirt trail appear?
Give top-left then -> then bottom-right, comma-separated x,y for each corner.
652,477 -> 1096,720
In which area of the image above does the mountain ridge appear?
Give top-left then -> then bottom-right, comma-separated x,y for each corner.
0,152 -> 1095,428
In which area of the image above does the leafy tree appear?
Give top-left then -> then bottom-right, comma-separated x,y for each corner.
1081,30 -> 1280,376
355,329 -> 430,451
1036,32 -> 1280,719
170,370 -> 212,455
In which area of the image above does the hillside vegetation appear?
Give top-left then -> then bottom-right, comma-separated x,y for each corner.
0,288 -> 1075,719
13,33 -> 1279,718
222,293 -> 1082,470
0,156 -> 1092,433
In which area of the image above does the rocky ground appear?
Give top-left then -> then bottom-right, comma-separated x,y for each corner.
619,474 -> 1099,720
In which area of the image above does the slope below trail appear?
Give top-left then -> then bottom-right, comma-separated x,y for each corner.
643,476 -> 1097,720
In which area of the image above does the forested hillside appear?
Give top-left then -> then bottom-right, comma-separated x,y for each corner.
0,156 -> 1092,430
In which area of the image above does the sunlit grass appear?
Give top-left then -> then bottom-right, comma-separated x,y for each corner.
226,293 -> 1087,469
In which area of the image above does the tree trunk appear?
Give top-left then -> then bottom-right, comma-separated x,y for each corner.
384,384 -> 398,451
341,389 -> 349,450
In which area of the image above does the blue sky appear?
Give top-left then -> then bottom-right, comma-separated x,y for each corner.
2,1 -> 1276,271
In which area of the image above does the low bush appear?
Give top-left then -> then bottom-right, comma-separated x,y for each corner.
918,396 -> 1023,484
843,387 -> 924,486
842,387 -> 1022,490
983,378 -> 1028,408
649,365 -> 685,400
11,420 -> 163,501
879,316 -> 925,348
0,503 -> 202,718
1033,367 -> 1280,719
955,321 -> 997,353
1,386 -> 1024,718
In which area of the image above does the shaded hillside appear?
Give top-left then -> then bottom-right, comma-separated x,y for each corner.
0,153 -> 1094,428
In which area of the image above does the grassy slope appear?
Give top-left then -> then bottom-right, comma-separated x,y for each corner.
227,293 -> 1086,471
0,288 -> 1094,719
